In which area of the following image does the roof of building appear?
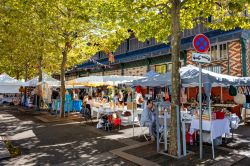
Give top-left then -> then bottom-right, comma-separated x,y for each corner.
75,28 -> 242,71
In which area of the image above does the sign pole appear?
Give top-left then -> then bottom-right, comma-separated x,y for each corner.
199,63 -> 203,159
192,33 -> 210,160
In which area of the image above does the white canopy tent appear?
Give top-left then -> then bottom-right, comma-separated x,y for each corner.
0,73 -> 24,93
144,70 -> 159,78
180,65 -> 242,87
130,72 -> 171,87
130,65 -> 244,88
67,75 -> 144,87
24,73 -> 60,87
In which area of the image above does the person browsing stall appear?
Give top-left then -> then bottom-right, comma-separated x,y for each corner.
140,99 -> 156,140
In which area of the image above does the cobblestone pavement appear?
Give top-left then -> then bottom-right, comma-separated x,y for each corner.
1,108 -> 250,166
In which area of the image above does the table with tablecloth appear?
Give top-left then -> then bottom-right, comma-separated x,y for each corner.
91,105 -> 143,125
0,97 -> 14,104
190,118 -> 230,139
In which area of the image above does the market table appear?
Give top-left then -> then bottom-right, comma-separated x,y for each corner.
212,104 -> 238,108
190,118 -> 230,139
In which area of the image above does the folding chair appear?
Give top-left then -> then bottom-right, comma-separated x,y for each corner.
159,126 -> 164,144
137,114 -> 151,141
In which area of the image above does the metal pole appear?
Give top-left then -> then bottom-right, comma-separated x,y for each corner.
182,119 -> 187,156
176,105 -> 181,159
132,100 -> 134,137
209,99 -> 215,159
164,108 -> 168,151
199,63 -> 203,159
220,86 -> 223,103
132,88 -> 135,137
156,103 -> 160,152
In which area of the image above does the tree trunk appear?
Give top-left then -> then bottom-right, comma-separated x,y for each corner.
169,0 -> 181,157
38,55 -> 43,82
16,69 -> 20,80
60,48 -> 67,118
24,64 -> 28,82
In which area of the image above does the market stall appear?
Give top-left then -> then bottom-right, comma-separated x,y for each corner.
180,65 -> 244,158
67,75 -> 144,87
23,73 -> 60,109
180,65 -> 247,117
0,73 -> 24,104
128,65 -> 244,158
58,75 -> 144,121
0,73 -> 24,93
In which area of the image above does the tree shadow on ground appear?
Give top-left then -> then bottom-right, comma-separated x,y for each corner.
1,110 -> 250,166
0,111 -> 135,165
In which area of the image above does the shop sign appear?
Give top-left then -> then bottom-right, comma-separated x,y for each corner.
192,52 -> 211,63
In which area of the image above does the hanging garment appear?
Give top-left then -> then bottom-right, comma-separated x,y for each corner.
229,85 -> 237,96
165,87 -> 170,101
244,87 -> 250,103
180,88 -> 187,103
245,95 -> 250,103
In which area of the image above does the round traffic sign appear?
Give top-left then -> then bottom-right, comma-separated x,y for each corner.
193,34 -> 210,53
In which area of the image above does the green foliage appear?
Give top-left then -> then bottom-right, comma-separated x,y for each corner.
0,0 -> 249,79
0,0 -> 122,79
97,0 -> 249,44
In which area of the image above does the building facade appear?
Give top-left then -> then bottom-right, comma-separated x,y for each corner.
65,25 -> 250,80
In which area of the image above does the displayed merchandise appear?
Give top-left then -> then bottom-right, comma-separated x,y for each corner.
229,85 -> 237,96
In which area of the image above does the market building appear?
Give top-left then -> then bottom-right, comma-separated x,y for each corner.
65,25 -> 250,80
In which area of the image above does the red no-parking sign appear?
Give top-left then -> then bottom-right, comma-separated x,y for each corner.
193,34 -> 210,53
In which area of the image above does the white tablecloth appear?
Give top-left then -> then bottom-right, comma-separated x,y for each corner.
190,118 -> 230,139
1,97 -> 13,103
